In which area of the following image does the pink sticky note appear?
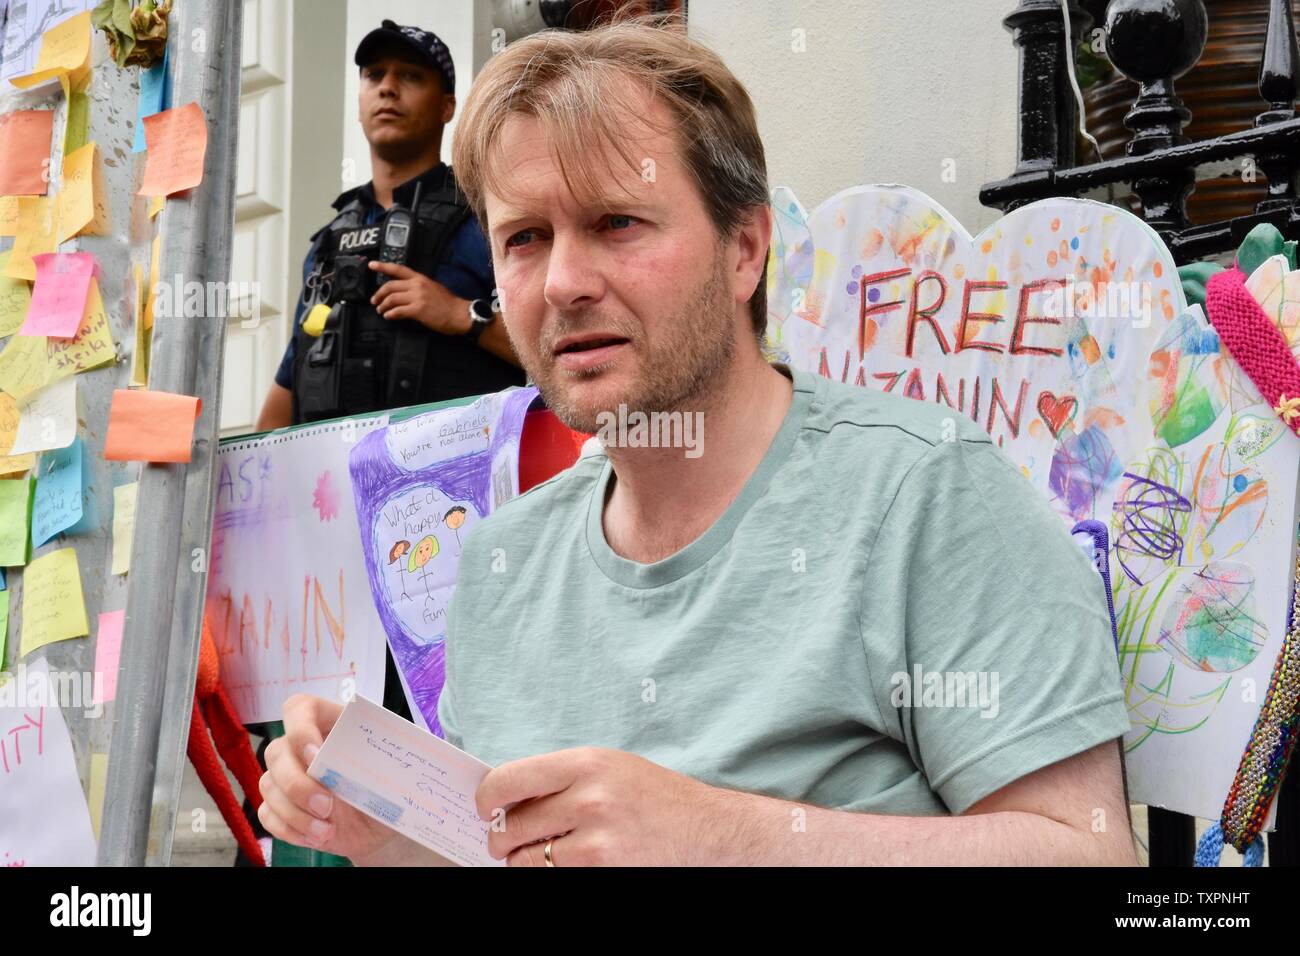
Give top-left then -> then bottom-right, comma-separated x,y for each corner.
23,252 -> 99,338
93,608 -> 126,705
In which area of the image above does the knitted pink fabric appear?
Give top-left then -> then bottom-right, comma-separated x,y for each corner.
1205,267 -> 1300,437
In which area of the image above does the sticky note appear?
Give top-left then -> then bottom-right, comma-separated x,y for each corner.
0,569 -> 7,590
0,110 -> 54,195
0,394 -> 35,478
55,142 -> 110,243
111,482 -> 137,576
105,389 -> 200,463
148,194 -> 165,219
0,197 -> 18,236
303,302 -> 331,337
10,11 -> 92,89
93,609 -> 126,705
0,589 -> 9,667
4,197 -> 58,282
0,333 -> 52,402
62,78 -> 91,155
130,265 -> 150,387
32,437 -> 92,547
138,103 -> 208,197
20,547 -> 90,657
10,376 -> 78,456
87,753 -> 110,841
146,234 -> 161,330
0,251 -> 33,336
47,278 -> 116,382
23,252 -> 98,338
0,478 -> 34,566
133,46 -> 171,153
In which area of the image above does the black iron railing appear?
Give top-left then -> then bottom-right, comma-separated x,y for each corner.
982,0 -> 1300,264
981,0 -> 1300,868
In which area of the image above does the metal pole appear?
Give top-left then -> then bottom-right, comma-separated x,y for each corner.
98,0 -> 242,866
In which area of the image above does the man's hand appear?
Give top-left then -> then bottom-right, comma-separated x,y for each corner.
477,747 -> 736,867
260,694 -> 407,864
369,260 -> 470,335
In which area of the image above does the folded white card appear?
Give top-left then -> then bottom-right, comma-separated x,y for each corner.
307,695 -> 504,867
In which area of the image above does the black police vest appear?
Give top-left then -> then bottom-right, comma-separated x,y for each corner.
290,170 -> 524,424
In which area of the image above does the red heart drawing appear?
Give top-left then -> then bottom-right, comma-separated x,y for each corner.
1036,391 -> 1077,437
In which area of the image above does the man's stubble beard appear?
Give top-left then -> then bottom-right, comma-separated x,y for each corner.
518,250 -> 738,435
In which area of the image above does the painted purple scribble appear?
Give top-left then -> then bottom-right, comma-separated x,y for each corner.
1112,470 -> 1192,585
1048,424 -> 1122,521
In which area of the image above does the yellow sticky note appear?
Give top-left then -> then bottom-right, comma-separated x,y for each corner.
0,333 -> 51,401
0,477 -> 33,566
131,265 -> 150,388
5,198 -> 58,282
111,482 -> 137,575
20,547 -> 90,657
0,393 -> 36,477
47,278 -> 116,382
302,302 -> 331,337
11,11 -> 92,89
55,142 -> 110,243
0,251 -> 33,337
87,753 -> 110,840
0,197 -> 18,237
146,234 -> 161,330
148,194 -> 164,220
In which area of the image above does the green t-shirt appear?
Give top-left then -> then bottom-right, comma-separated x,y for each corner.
439,365 -> 1128,815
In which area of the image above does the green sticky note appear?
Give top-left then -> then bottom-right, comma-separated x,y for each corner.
65,90 -> 91,154
0,477 -> 34,566
0,589 -> 9,670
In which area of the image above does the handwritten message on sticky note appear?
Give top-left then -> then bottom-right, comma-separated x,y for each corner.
23,252 -> 98,338
307,695 -> 504,867
104,388 -> 200,463
138,103 -> 207,197
0,477 -> 34,566
93,609 -> 126,706
10,10 -> 92,89
0,110 -> 54,195
20,547 -> 90,656
0,332 -> 52,402
0,251 -> 33,337
111,482 -> 137,575
0,660 -> 98,866
55,142 -> 109,243
32,437 -> 92,547
0,197 -> 18,236
47,278 -> 116,382
0,392 -> 35,478
10,376 -> 77,456
5,197 -> 57,282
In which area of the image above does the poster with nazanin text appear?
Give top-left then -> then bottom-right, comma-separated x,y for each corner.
766,183 -> 1300,822
349,387 -> 540,734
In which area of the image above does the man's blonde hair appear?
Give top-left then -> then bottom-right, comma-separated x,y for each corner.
452,14 -> 770,337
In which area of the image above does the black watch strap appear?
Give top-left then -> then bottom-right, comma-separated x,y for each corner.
466,298 -> 495,343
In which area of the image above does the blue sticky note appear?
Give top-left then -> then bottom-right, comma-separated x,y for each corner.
0,568 -> 7,590
31,437 -> 94,547
133,45 -> 172,153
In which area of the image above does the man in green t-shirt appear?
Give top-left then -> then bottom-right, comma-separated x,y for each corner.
259,19 -> 1136,867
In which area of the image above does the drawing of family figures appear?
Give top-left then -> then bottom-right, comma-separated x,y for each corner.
385,506 -> 469,601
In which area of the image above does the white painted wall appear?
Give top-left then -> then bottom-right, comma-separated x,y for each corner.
687,0 -> 1020,232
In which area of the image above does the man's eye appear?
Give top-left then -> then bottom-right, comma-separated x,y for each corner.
607,214 -> 639,231
505,229 -> 537,250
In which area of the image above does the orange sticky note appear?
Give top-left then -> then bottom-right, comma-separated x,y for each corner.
23,252 -> 98,338
0,110 -> 55,195
10,11 -> 92,90
138,103 -> 208,197
104,389 -> 202,463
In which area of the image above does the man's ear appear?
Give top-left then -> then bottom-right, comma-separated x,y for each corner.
442,95 -> 457,125
734,205 -> 773,306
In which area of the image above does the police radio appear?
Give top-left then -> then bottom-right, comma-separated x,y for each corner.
375,182 -> 422,286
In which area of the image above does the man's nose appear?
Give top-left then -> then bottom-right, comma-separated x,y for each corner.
544,232 -> 604,310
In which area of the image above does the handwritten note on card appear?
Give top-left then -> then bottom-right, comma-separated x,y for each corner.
138,103 -> 207,197
20,547 -> 90,656
308,696 -> 504,867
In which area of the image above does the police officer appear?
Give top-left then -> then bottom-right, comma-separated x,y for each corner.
255,19 -> 523,433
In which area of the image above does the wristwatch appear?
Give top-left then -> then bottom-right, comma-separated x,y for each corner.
465,298 -> 496,343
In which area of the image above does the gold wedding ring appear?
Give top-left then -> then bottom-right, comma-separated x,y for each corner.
543,838 -> 556,867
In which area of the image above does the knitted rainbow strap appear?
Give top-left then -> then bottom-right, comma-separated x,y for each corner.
1200,266 -> 1300,858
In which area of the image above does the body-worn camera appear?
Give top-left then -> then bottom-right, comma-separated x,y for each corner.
333,254 -> 371,301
